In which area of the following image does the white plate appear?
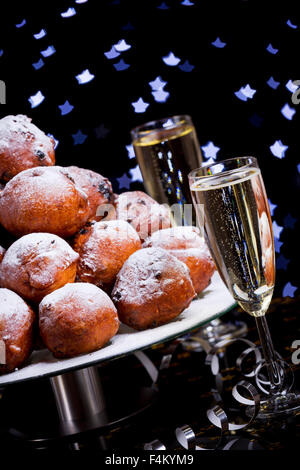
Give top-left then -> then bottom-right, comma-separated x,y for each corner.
0,273 -> 236,386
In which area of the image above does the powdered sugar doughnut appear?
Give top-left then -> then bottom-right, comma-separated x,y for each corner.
0,166 -> 90,237
112,247 -> 195,330
116,191 -> 172,242
65,166 -> 115,221
0,114 -> 55,182
73,220 -> 141,291
0,233 -> 79,303
0,288 -> 35,374
39,283 -> 119,358
143,227 -> 215,294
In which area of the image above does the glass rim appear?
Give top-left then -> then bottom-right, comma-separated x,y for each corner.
188,156 -> 258,180
131,114 -> 192,139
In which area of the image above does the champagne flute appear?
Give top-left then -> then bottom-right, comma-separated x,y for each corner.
189,156 -> 300,418
131,115 -> 247,349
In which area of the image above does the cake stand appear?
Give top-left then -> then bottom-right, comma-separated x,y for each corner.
0,273 -> 236,448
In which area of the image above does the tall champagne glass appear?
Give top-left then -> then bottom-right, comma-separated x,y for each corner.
131,115 -> 247,348
189,156 -> 300,418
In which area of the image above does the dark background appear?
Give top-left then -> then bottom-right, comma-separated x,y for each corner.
0,0 -> 299,297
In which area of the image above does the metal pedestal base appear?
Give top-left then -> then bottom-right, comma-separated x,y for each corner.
5,363 -> 158,448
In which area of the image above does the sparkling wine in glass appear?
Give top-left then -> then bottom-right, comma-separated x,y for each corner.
131,116 -> 247,348
189,156 -> 300,418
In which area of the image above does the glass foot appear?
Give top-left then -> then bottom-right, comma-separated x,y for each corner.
181,319 -> 248,352
246,392 -> 300,420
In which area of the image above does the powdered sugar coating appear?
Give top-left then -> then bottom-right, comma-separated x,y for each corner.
0,166 -> 90,237
112,247 -> 192,305
0,114 -> 55,181
143,226 -> 203,250
0,288 -> 35,373
0,233 -> 79,302
74,219 -> 141,287
39,283 -> 119,358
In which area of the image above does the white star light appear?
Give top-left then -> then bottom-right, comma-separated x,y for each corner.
40,46 -> 56,57
201,141 -> 220,159
34,29 -> 47,39
114,39 -> 131,52
28,90 -> 45,108
281,103 -> 296,120
268,199 -> 277,216
162,52 -> 181,66
104,47 -> 120,59
149,76 -> 167,91
126,144 -> 135,159
131,98 -> 149,113
234,84 -> 256,101
152,89 -> 170,102
272,221 -> 283,239
75,69 -> 95,84
269,140 -> 288,159
61,8 -> 76,17
286,79 -> 299,93
129,165 -> 143,182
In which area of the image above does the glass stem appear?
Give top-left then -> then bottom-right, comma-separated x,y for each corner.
255,315 -> 282,395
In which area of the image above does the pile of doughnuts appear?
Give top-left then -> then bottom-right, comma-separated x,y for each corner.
0,114 -> 215,374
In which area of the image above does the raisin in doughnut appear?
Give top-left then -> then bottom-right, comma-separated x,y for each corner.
0,233 -> 79,303
73,220 -> 141,291
0,166 -> 89,238
0,288 -> 35,374
0,114 -> 55,182
65,166 -> 115,221
112,247 -> 195,330
143,226 -> 215,294
116,191 -> 172,242
39,283 -> 119,358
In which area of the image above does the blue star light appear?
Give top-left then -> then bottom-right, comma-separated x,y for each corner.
266,43 -> 278,54
32,59 -> 45,70
76,69 -> 95,84
234,84 -> 256,101
16,19 -> 26,28
178,60 -> 195,72
113,59 -> 130,71
201,141 -> 220,159
162,52 -> 181,66
149,76 -> 167,91
61,8 -> 76,17
266,77 -> 280,89
131,98 -> 149,113
34,29 -> 47,39
268,199 -> 277,217
286,79 -> 299,93
249,113 -> 263,128
40,46 -> 56,57
274,238 -> 283,253
0,50 -> 3,57
72,130 -> 88,145
76,0 -> 88,3
47,133 -> 59,149
126,144 -> 135,159
273,221 -> 284,239
281,103 -> 296,120
28,91 -> 45,108
282,282 -> 297,298
269,140 -> 288,159
297,163 -> 300,174
276,254 -> 289,270
152,89 -> 170,103
211,37 -> 227,48
104,47 -> 120,59
181,0 -> 194,5
122,22 -> 134,31
114,39 -> 131,52
94,124 -> 110,139
129,165 -> 143,182
58,100 -> 74,115
157,2 -> 169,9
117,173 -> 131,190
283,213 -> 297,229
286,19 -> 298,29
